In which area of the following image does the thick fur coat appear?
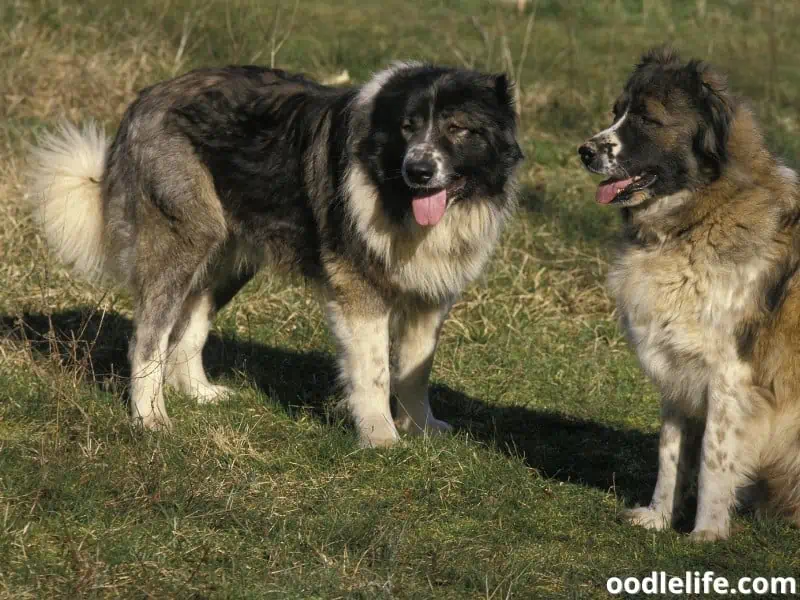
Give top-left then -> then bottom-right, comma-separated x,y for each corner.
580,47 -> 800,540
27,63 -> 523,446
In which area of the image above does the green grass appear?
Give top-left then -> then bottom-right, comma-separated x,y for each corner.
2,0 -> 800,597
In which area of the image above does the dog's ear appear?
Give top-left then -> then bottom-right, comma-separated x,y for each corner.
689,61 -> 733,170
640,45 -> 682,68
492,73 -> 517,112
482,74 -> 523,161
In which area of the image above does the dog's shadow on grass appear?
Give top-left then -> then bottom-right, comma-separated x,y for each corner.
430,385 -> 657,504
1,307 -> 656,504
0,308 -> 339,419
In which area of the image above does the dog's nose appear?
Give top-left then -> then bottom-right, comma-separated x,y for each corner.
404,159 -> 436,185
578,142 -> 597,166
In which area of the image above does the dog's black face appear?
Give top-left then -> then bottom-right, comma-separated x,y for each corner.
578,47 -> 733,208
357,65 -> 524,227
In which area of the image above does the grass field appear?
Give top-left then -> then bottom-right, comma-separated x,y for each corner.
2,0 -> 800,597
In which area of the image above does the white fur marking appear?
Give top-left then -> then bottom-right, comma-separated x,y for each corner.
690,363 -> 770,541
402,143 -> 449,189
599,109 -> 628,138
356,61 -> 424,107
592,109 -> 628,163
624,416 -> 686,530
778,165 -> 798,185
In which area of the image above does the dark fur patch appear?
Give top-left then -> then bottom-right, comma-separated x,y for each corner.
765,260 -> 800,313
779,208 -> 800,230
735,319 -> 759,362
735,260 -> 800,361
168,67 -> 349,279
689,60 -> 733,174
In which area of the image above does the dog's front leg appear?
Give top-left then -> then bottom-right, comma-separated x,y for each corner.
624,402 -> 699,530
392,301 -> 453,436
690,373 -> 772,542
324,293 -> 397,448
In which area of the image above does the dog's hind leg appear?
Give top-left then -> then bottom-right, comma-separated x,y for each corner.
129,283 -> 190,431
165,290 -> 230,404
164,268 -> 256,403
130,263 -> 224,428
392,301 -> 453,436
120,138 -> 228,429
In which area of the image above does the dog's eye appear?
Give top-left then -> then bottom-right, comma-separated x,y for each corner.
448,124 -> 470,135
401,120 -> 415,134
640,114 -> 663,127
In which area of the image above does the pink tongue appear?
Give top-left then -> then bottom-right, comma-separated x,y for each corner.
411,189 -> 447,226
596,177 -> 634,205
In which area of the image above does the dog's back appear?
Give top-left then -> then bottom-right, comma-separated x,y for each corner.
102,67 -> 355,285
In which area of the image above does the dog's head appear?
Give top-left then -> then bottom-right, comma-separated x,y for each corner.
578,46 -> 734,208
356,64 -> 524,227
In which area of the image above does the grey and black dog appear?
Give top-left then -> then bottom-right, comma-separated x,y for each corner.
27,62 -> 523,446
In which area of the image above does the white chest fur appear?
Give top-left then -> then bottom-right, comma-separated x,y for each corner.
609,242 -> 765,413
345,165 -> 509,301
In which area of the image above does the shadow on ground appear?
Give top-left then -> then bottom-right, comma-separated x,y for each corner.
1,307 -> 657,504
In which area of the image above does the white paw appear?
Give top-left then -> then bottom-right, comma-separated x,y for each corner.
134,412 -> 173,432
622,506 -> 672,530
358,415 -> 401,448
688,528 -> 729,543
193,384 -> 233,405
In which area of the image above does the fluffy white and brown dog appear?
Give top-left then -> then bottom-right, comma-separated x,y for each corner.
580,47 -> 800,541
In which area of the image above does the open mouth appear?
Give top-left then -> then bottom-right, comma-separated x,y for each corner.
410,178 -> 466,227
595,173 -> 657,205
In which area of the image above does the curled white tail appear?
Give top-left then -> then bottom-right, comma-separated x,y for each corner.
26,121 -> 110,284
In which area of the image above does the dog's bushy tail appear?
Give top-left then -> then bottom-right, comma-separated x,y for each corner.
26,121 -> 112,284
